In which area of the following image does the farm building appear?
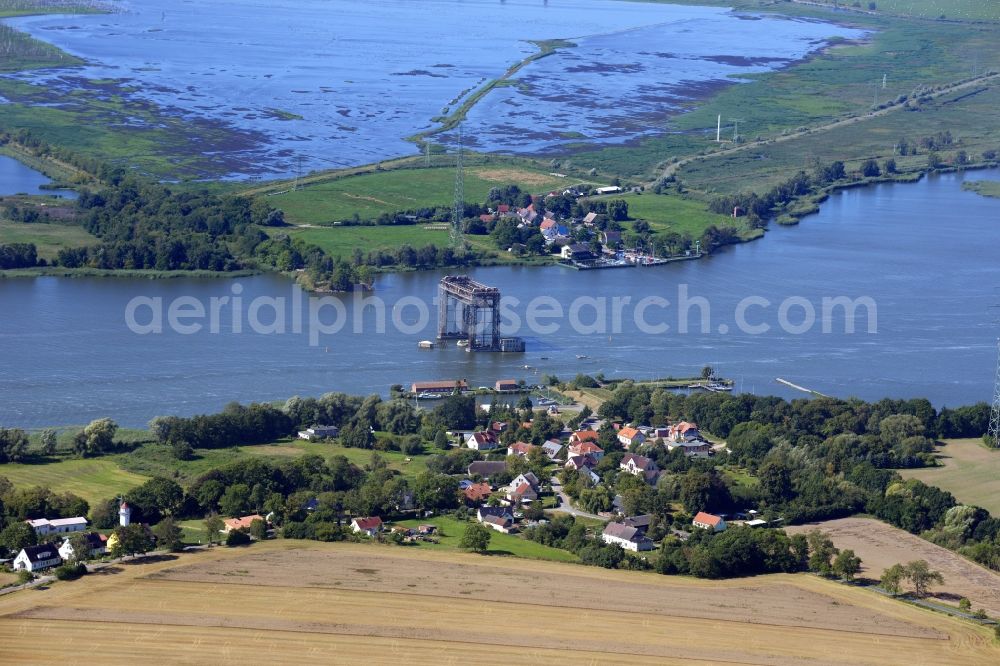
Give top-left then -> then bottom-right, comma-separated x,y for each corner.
411,380 -> 468,394
298,425 -> 340,441
25,517 -> 88,537
13,544 -> 62,572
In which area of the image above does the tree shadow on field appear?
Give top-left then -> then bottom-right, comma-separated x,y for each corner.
91,566 -> 124,576
122,554 -> 179,565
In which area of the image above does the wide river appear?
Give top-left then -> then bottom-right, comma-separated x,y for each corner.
2,170 -> 999,428
4,0 -> 862,178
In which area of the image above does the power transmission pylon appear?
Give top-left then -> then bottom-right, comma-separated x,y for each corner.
990,338 -> 1000,445
452,125 -> 464,248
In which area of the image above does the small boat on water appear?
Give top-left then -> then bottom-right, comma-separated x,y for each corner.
417,340 -> 435,349
576,354 -> 589,359
417,392 -> 443,400
540,356 -> 549,360
456,339 -> 469,347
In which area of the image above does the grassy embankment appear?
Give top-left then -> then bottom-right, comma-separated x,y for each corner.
963,180 -> 1000,198
0,435 -> 434,505
899,438 -> 1000,515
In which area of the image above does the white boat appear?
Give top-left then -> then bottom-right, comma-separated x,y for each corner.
456,339 -> 469,347
417,340 -> 435,349
417,392 -> 444,400
576,354 -> 589,359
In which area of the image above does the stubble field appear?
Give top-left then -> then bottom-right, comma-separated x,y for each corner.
786,516 -> 1000,614
0,540 -> 996,664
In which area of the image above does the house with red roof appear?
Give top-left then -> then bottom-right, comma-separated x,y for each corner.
669,422 -> 702,443
568,439 -> 604,460
692,512 -> 727,532
463,482 -> 493,505
507,441 -> 538,457
223,514 -> 266,533
569,430 -> 599,445
351,516 -> 384,537
617,426 -> 645,449
466,430 -> 499,451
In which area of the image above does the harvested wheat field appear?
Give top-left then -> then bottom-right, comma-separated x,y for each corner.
0,541 -> 996,665
786,517 -> 1000,614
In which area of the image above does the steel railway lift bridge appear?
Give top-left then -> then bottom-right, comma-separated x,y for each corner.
437,276 -> 524,352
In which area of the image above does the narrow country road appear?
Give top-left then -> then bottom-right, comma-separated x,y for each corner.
548,476 -> 605,521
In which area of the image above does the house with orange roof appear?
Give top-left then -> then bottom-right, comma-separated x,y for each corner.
692,512 -> 726,532
617,426 -> 645,449
223,514 -> 265,533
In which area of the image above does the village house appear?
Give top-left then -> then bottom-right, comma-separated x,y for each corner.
466,430 -> 499,451
617,426 -> 645,449
351,516 -> 384,537
477,506 -> 515,533
25,516 -> 88,537
582,212 -> 598,225
223,515 -> 266,533
574,466 -> 601,485
467,461 -> 508,479
541,439 -> 563,460
568,438 -> 604,461
410,379 -> 468,394
560,244 -> 593,261
297,425 -> 340,441
620,453 -> 660,484
669,422 -> 702,443
621,514 -> 652,534
600,230 -> 622,247
692,512 -> 727,532
666,439 -> 714,458
602,522 -> 654,552
507,481 -> 538,504
595,185 -> 623,195
569,430 -> 599,445
495,379 -> 519,391
463,481 -> 493,506
58,532 -> 108,561
565,453 -> 598,471
13,544 -> 62,572
507,441 -> 537,457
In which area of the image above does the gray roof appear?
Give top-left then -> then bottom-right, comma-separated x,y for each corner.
603,522 -> 641,542
468,461 -> 508,478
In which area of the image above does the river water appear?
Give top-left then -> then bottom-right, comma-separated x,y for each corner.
3,0 -> 862,178
0,155 -> 77,198
2,170 -> 999,428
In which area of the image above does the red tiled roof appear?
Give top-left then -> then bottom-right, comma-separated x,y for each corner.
463,482 -> 492,502
353,516 -> 383,530
571,430 -> 599,443
693,512 -> 722,527
224,514 -> 264,530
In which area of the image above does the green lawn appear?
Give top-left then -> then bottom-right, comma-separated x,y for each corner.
615,192 -> 742,237
270,165 -> 583,225
0,217 -> 96,259
810,0 -> 1000,21
281,224 -> 452,258
899,439 -> 1000,515
395,515 -> 579,563
0,457 -> 148,507
116,438 -> 432,484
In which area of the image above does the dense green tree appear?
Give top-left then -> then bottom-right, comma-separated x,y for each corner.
0,522 -> 36,555
459,522 -> 492,553
0,428 -> 30,463
832,549 -> 862,581
152,517 -> 184,551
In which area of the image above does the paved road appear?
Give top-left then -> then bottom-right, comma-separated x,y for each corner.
547,476 -> 605,521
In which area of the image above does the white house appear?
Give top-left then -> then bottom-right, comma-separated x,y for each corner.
298,425 -> 340,441
595,186 -> 623,195
602,522 -> 654,552
620,454 -> 659,484
477,506 -> 515,533
508,472 -> 540,492
25,516 -> 88,537
466,431 -> 499,451
692,512 -> 727,532
58,532 -> 108,561
617,426 -> 645,449
669,422 -> 702,443
13,544 -> 62,572
351,516 -> 383,537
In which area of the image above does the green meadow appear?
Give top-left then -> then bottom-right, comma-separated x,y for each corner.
270,165 -> 578,225
0,217 -> 96,259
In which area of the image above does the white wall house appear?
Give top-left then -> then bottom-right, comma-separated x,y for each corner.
602,523 -> 654,552
25,517 -> 88,537
58,533 -> 108,561
13,544 -> 63,572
